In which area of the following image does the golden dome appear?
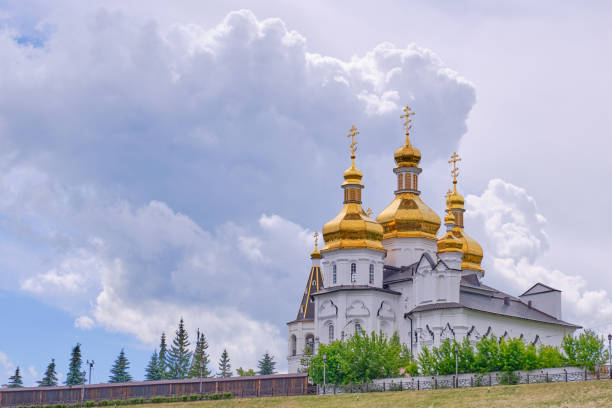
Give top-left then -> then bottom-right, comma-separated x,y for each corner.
443,210 -> 455,226
377,106 -> 440,240
446,151 -> 484,273
377,193 -> 441,240
321,125 -> 386,254
394,143 -> 421,168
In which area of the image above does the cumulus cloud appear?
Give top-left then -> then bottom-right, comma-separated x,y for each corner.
466,179 -> 612,329
0,7 -> 476,371
0,351 -> 15,379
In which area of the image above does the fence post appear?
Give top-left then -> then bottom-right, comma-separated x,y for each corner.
597,369 -> 600,380
584,370 -> 587,381
417,380 -> 420,390
400,381 -> 403,391
434,377 -> 437,390
565,370 -> 567,382
471,376 -> 473,387
383,382 -> 386,392
489,374 -> 491,386
546,372 -> 549,383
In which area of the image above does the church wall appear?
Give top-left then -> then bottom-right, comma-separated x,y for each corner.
321,248 -> 385,288
287,320 -> 315,373
519,290 -> 562,320
409,308 -> 576,356
313,289 -> 401,350
383,237 -> 437,268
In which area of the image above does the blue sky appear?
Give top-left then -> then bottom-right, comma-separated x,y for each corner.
1,0 -> 611,385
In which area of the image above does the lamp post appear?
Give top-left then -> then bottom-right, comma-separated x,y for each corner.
81,371 -> 87,406
608,334 -> 611,378
199,360 -> 204,394
323,354 -> 327,394
86,360 -> 94,384
454,343 -> 459,388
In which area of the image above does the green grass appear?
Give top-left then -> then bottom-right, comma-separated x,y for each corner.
143,380 -> 612,408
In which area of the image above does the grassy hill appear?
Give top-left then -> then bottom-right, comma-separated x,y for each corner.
140,380 -> 612,407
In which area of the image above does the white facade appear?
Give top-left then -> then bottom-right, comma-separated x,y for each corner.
288,234 -> 578,371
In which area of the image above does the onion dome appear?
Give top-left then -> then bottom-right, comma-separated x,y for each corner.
322,126 -> 385,254
447,152 -> 484,273
437,193 -> 463,254
376,106 -> 441,240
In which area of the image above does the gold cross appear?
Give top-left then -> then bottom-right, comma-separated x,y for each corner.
400,105 -> 415,133
347,125 -> 359,155
366,208 -> 373,218
449,152 -> 461,183
313,231 -> 319,249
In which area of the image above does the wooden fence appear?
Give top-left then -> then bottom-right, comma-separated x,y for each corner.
0,374 -> 309,407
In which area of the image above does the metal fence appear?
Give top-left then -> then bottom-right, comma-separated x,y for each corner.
317,368 -> 612,395
0,374 -> 309,407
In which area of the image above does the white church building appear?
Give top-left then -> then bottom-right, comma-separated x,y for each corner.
287,107 -> 579,373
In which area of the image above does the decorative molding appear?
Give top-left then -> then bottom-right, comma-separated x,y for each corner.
319,300 -> 338,318
347,300 -> 370,318
377,301 -> 396,321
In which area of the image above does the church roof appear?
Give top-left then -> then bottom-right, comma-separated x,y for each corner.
288,265 -> 323,324
407,274 -> 579,328
520,282 -> 561,296
312,285 -> 401,297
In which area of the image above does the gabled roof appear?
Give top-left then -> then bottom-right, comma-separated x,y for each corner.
520,282 -> 561,296
406,274 -> 580,328
288,265 -> 323,324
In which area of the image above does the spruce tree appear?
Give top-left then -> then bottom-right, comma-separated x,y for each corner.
109,349 -> 132,383
167,318 -> 192,379
144,350 -> 161,381
257,352 -> 276,375
188,330 -> 211,378
217,349 -> 232,378
8,366 -> 23,388
65,343 -> 85,385
38,359 -> 59,386
158,333 -> 168,379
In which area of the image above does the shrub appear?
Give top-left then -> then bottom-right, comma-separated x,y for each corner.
97,401 -> 111,406
84,401 -> 96,407
181,395 -> 188,402
188,394 -> 200,401
148,397 -> 167,404
112,400 -> 124,406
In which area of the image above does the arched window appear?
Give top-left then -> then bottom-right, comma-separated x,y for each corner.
305,334 -> 314,354
290,335 -> 297,356
351,263 -> 357,283
355,322 -> 362,335
369,264 -> 374,284
332,264 -> 337,284
328,325 -> 334,342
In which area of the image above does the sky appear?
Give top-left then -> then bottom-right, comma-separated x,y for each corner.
0,0 -> 611,386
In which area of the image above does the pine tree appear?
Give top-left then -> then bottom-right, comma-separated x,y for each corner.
65,343 -> 85,385
38,359 -> 59,386
188,330 -> 211,378
217,349 -> 232,378
8,366 -> 23,388
144,350 -> 161,381
257,352 -> 276,375
158,333 -> 168,379
167,318 -> 192,379
109,349 -> 132,383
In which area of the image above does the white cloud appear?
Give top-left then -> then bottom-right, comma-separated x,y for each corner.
0,7 -> 476,372
74,316 -> 95,330
0,351 -> 15,379
27,365 -> 38,380
466,179 -> 612,330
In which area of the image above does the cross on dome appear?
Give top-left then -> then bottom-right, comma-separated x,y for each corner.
313,231 -> 319,249
449,152 -> 461,190
400,105 -> 415,144
347,125 -> 359,157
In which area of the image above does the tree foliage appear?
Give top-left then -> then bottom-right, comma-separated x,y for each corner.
158,333 -> 168,380
167,318 -> 192,379
38,359 -> 59,387
144,350 -> 161,381
109,349 -> 132,383
562,330 -> 609,371
257,352 -> 276,375
309,331 -> 412,384
8,367 -> 23,388
217,349 -> 232,378
188,330 -> 211,378
65,343 -> 85,386
236,367 -> 256,376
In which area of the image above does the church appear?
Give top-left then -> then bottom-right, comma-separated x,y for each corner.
287,106 -> 579,373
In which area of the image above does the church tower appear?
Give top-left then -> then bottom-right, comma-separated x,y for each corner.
446,152 -> 484,277
321,125 -> 386,287
286,233 -> 324,373
377,106 -> 441,267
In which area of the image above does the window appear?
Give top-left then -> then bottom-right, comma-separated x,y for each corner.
369,264 -> 374,284
351,263 -> 357,283
355,323 -> 362,335
328,325 -> 334,342
332,264 -> 337,284
291,335 -> 297,356
306,335 -> 314,354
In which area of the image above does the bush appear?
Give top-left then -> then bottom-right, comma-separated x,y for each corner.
499,371 -> 520,385
181,395 -> 188,402
128,398 -> 143,405
188,394 -> 200,401
148,397 -> 167,404
97,401 -> 111,407
84,401 -> 96,407
112,400 -> 124,406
